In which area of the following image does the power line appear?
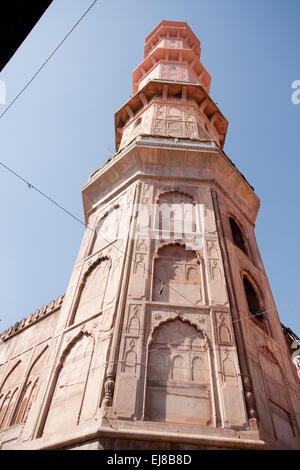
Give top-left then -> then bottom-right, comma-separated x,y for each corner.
0,158 -> 196,308
0,0 -> 296,340
1,156 -> 300,329
0,0 -> 198,321
0,0 -> 99,120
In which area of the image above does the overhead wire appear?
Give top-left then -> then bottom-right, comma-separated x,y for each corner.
0,0 -> 99,120
0,0 -> 298,360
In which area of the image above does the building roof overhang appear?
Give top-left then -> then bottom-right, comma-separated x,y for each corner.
115,79 -> 228,151
0,0 -> 53,71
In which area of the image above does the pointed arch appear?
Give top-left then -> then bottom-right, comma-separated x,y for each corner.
70,255 -> 111,325
242,273 -> 269,334
89,204 -> 120,255
229,216 -> 248,255
0,360 -> 22,430
11,346 -> 49,426
0,387 -> 18,429
40,330 -> 95,437
243,274 -> 263,319
0,360 -> 21,396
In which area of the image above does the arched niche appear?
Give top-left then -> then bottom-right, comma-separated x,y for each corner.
242,274 -> 269,334
258,345 -> 297,445
145,318 -> 212,425
229,216 -> 248,255
41,332 -> 94,436
155,190 -> 196,238
89,205 -> 120,256
153,244 -> 202,305
0,361 -> 21,430
71,256 -> 111,325
12,347 -> 48,426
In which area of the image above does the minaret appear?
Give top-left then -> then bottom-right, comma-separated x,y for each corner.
6,20 -> 300,450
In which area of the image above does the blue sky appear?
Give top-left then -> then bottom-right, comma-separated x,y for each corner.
0,0 -> 299,334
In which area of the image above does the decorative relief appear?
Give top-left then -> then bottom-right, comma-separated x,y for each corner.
216,313 -> 232,344
141,183 -> 152,205
122,338 -> 138,375
133,254 -> 146,276
205,234 -> 228,305
102,376 -> 114,407
204,208 -> 217,235
148,308 -> 210,340
136,238 -> 147,253
209,259 -> 222,281
120,107 -> 152,148
196,314 -> 207,326
151,104 -> 200,140
221,349 -> 237,384
126,305 -> 141,334
153,312 -> 163,321
243,375 -> 257,420
207,240 -> 219,258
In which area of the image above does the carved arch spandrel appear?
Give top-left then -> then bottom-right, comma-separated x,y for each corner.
155,189 -> 194,204
38,329 -> 95,438
147,314 -> 208,347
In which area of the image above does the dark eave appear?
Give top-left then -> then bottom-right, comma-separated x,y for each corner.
0,0 -> 53,71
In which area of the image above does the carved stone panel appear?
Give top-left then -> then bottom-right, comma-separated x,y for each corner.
215,312 -> 232,345
146,319 -> 212,425
153,245 -> 202,305
126,305 -> 142,334
218,348 -> 247,428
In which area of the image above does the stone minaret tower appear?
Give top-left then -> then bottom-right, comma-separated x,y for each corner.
1,21 -> 299,450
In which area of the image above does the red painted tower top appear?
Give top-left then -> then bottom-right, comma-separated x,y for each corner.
115,21 -> 228,151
